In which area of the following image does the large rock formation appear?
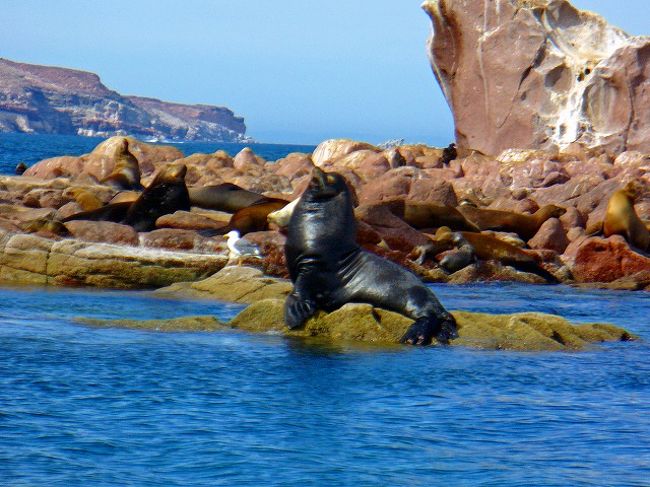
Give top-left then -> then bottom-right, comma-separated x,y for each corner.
0,58 -> 249,142
423,0 -> 650,155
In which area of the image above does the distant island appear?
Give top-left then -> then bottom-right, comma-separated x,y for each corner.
0,58 -> 250,143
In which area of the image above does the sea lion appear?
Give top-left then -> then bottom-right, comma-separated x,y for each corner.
63,163 -> 190,232
15,162 -> 27,175
440,143 -> 457,165
603,181 -> 649,251
61,201 -> 132,224
458,205 -> 566,240
109,191 -> 141,205
439,230 -> 476,273
22,218 -> 70,238
63,187 -> 104,211
267,198 -> 299,228
100,139 -> 143,190
188,183 -> 272,212
459,232 -> 558,283
202,199 -> 289,236
123,163 -> 190,232
402,201 -> 481,232
284,167 -> 458,345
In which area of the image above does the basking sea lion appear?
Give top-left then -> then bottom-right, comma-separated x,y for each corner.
459,232 -> 558,283
202,199 -> 288,236
22,218 -> 70,238
124,163 -> 190,232
100,139 -> 143,190
63,164 -> 190,232
439,231 -> 476,273
15,162 -> 27,175
603,181 -> 649,251
63,187 -> 104,211
284,167 -> 458,346
61,201 -> 132,224
189,183 -> 272,212
402,201 -> 481,232
458,205 -> 566,240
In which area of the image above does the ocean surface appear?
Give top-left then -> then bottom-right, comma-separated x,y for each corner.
1,282 -> 649,486
0,133 -> 316,175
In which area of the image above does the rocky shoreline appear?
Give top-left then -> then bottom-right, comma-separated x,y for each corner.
1,136 -> 648,291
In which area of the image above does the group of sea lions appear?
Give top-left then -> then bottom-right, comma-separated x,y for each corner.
19,142 -> 648,346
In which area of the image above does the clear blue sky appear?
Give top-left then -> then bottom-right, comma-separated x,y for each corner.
1,1 -> 647,145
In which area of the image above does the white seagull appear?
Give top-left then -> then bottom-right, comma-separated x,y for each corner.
224,230 -> 262,265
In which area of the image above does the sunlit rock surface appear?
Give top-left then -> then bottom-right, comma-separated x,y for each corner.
78,298 -> 635,352
423,0 -> 650,155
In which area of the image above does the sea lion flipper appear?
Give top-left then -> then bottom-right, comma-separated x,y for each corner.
400,314 -> 458,346
284,292 -> 316,329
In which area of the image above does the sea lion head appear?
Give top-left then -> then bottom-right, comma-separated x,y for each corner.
150,163 -> 187,186
622,180 -> 644,200
304,167 -> 349,200
541,204 -> 566,219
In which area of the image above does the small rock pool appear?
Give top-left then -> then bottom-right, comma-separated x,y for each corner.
1,283 -> 648,486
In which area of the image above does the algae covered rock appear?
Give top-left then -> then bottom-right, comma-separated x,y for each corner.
76,297 -> 635,352
230,299 -> 633,351
77,315 -> 225,332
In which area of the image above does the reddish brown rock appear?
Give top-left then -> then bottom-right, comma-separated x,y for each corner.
407,178 -> 457,207
566,235 -> 650,282
328,150 -> 390,183
156,211 -> 228,231
355,203 -> 431,253
64,221 -> 139,246
423,0 -> 650,155
273,153 -> 314,179
312,139 -> 379,166
24,136 -> 182,181
528,218 -> 569,253
357,172 -> 412,205
233,147 -> 264,172
140,228 -> 223,253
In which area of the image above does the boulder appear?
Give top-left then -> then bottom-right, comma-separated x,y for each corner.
528,217 -> 569,253
0,229 -> 226,288
423,0 -> 650,155
64,221 -> 139,246
312,139 -> 379,166
564,235 -> 650,282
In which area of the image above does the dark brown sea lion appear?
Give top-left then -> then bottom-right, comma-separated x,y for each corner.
100,139 -> 143,190
202,199 -> 289,236
603,181 -> 649,251
61,201 -> 132,225
459,232 -> 558,283
15,162 -> 27,175
284,167 -> 458,346
63,164 -> 190,232
188,183 -> 274,213
123,163 -> 190,232
458,205 -> 566,240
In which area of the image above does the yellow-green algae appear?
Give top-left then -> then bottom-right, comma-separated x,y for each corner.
76,298 -> 635,352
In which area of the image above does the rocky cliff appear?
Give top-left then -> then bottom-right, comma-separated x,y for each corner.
0,58 -> 249,142
423,0 -> 650,156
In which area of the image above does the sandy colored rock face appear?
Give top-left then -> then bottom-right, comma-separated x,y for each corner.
423,0 -> 650,155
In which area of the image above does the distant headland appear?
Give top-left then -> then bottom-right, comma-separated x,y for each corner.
0,58 -> 251,143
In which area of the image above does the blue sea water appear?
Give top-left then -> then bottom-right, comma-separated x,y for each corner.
0,133 -> 316,175
1,282 -> 649,486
